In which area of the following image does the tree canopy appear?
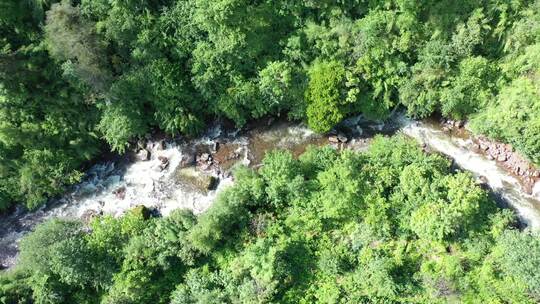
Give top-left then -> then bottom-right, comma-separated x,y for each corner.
1,0 -> 540,210
2,136 -> 537,303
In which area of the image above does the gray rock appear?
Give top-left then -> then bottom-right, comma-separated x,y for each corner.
154,140 -> 165,151
113,186 -> 126,199
81,209 -> 101,224
136,149 -> 150,161
180,151 -> 196,167
328,135 -> 340,143
337,133 -> 348,143
158,156 -> 169,170
454,120 -> 465,128
212,141 -> 220,153
199,153 -> 211,162
176,167 -> 219,192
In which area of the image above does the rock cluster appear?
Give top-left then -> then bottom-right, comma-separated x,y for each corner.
328,133 -> 348,143
475,137 -> 540,193
197,152 -> 214,170
180,150 -> 196,167
443,119 -> 465,129
135,139 -> 167,162
225,149 -> 241,161
81,209 -> 103,224
440,119 -> 539,194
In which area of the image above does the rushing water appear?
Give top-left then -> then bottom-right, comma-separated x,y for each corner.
1,115 -> 540,269
0,120 -> 330,269
400,118 -> 540,229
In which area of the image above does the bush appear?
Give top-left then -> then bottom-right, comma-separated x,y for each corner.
305,60 -> 349,133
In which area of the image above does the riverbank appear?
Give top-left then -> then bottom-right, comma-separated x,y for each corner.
2,114 -> 540,270
438,118 -> 540,195
401,117 -> 540,229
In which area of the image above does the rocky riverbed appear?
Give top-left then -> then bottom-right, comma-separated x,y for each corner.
439,119 -> 540,194
1,114 -> 540,269
402,117 -> 540,229
0,117 -> 394,269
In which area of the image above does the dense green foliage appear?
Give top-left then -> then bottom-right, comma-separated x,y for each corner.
2,137 -> 539,303
2,0 -> 540,210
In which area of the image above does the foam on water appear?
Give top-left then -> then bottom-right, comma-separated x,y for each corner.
2,116 -> 540,269
0,121 -> 324,268
0,132 -> 233,268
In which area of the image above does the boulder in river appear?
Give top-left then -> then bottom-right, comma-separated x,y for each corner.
136,149 -> 150,161
328,135 -> 340,143
454,120 -> 465,128
211,141 -> 220,153
81,209 -> 102,224
176,167 -> 219,192
337,133 -> 348,143
158,156 -> 169,170
198,153 -> 211,163
533,181 -> 540,200
180,151 -> 196,167
197,152 -> 214,170
328,133 -> 348,143
113,186 -> 126,199
131,205 -> 151,220
154,140 -> 165,151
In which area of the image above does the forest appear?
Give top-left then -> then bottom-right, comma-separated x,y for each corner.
1,0 -> 540,303
1,137 -> 539,303
2,0 -> 540,211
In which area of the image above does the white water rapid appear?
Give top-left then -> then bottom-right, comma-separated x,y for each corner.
401,119 -> 540,229
1,116 -> 540,269
0,121 -> 324,269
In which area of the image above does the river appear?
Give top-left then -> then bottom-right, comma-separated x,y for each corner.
1,114 -> 539,269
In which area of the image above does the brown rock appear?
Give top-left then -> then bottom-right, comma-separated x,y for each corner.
523,177 -> 535,194
113,186 -> 126,199
226,151 -> 240,160
158,156 -> 169,170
